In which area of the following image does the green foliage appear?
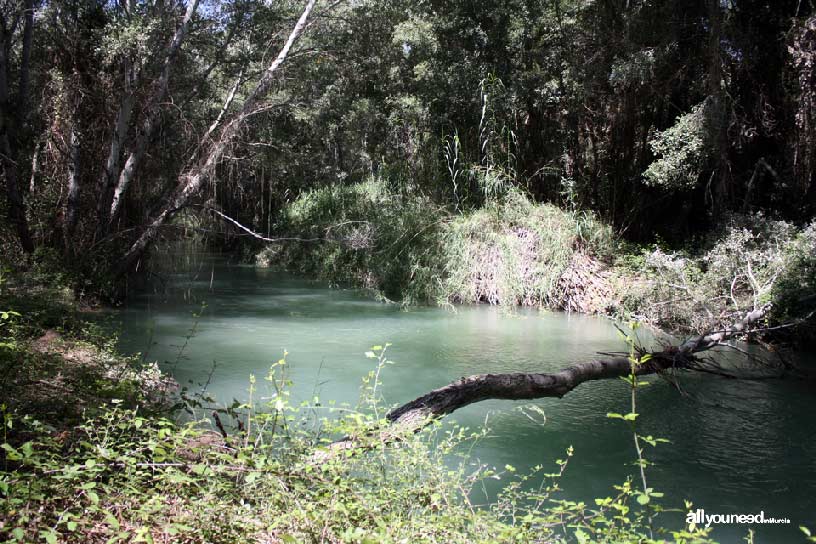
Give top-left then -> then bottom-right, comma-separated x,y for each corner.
771,221 -> 816,343
268,178 -> 445,303
644,102 -> 709,191
264,181 -> 615,307
0,346 -> 718,544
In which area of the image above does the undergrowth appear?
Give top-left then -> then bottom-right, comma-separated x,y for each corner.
264,182 -> 816,344
1,345 -> 719,544
262,179 -> 615,308
615,214 -> 816,343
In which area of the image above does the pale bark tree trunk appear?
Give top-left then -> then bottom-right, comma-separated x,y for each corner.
64,125 -> 82,251
96,62 -> 136,236
100,0 -> 200,234
118,0 -> 319,274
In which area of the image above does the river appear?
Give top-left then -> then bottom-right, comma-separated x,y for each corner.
115,254 -> 816,543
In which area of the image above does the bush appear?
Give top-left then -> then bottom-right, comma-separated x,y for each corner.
263,180 -> 616,308
643,101 -> 709,191
439,190 -> 614,306
265,178 -> 445,302
771,221 -> 816,343
617,214 -> 816,340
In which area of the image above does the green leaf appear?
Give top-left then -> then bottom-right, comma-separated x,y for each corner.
104,511 -> 121,530
574,528 -> 590,543
365,351 -> 376,358
636,493 -> 650,505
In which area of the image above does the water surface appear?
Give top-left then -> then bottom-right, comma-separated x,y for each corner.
116,255 -> 816,543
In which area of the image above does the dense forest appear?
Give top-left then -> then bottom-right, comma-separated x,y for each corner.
0,0 -> 813,278
2,0 -> 816,542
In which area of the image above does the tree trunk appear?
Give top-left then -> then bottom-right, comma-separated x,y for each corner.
706,0 -> 730,211
0,11 -> 34,253
101,0 -> 200,234
96,65 -> 136,236
315,307 -> 771,459
388,356 -> 658,428
117,0 -> 319,275
392,306 -> 769,424
64,125 -> 82,251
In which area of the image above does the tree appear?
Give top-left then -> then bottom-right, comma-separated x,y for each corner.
0,0 -> 36,253
318,305 -> 779,459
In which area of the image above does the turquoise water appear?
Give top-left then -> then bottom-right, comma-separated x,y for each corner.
116,255 -> 816,543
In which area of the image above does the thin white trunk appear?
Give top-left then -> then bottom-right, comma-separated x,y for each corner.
107,0 -> 200,227
97,73 -> 135,228
119,0 -> 319,272
64,124 -> 81,248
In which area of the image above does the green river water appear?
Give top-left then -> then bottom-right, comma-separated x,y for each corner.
115,254 -> 816,543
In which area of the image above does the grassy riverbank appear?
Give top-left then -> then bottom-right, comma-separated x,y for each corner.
260,179 -> 816,345
0,272 -> 727,543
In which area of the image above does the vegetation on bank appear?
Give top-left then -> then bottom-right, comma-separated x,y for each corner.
260,180 -> 816,345
260,179 -> 615,308
2,1 -> 814,291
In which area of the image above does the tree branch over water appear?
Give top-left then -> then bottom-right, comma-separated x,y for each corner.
389,305 -> 772,427
316,306 -> 776,459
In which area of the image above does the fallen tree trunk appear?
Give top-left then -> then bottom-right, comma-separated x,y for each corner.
314,306 -> 771,459
387,356 -> 662,428
388,304 -> 771,427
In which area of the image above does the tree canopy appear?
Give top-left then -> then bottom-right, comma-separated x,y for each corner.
0,0 -> 814,293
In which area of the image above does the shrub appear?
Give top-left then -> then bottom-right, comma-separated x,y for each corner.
771,221 -> 816,343
264,180 -> 616,308
644,101 -> 709,191
439,190 -> 613,306
265,178 -> 445,302
1,347 -> 718,544
617,214 -> 816,339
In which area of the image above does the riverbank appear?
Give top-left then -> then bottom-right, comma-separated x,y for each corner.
259,180 -> 816,347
